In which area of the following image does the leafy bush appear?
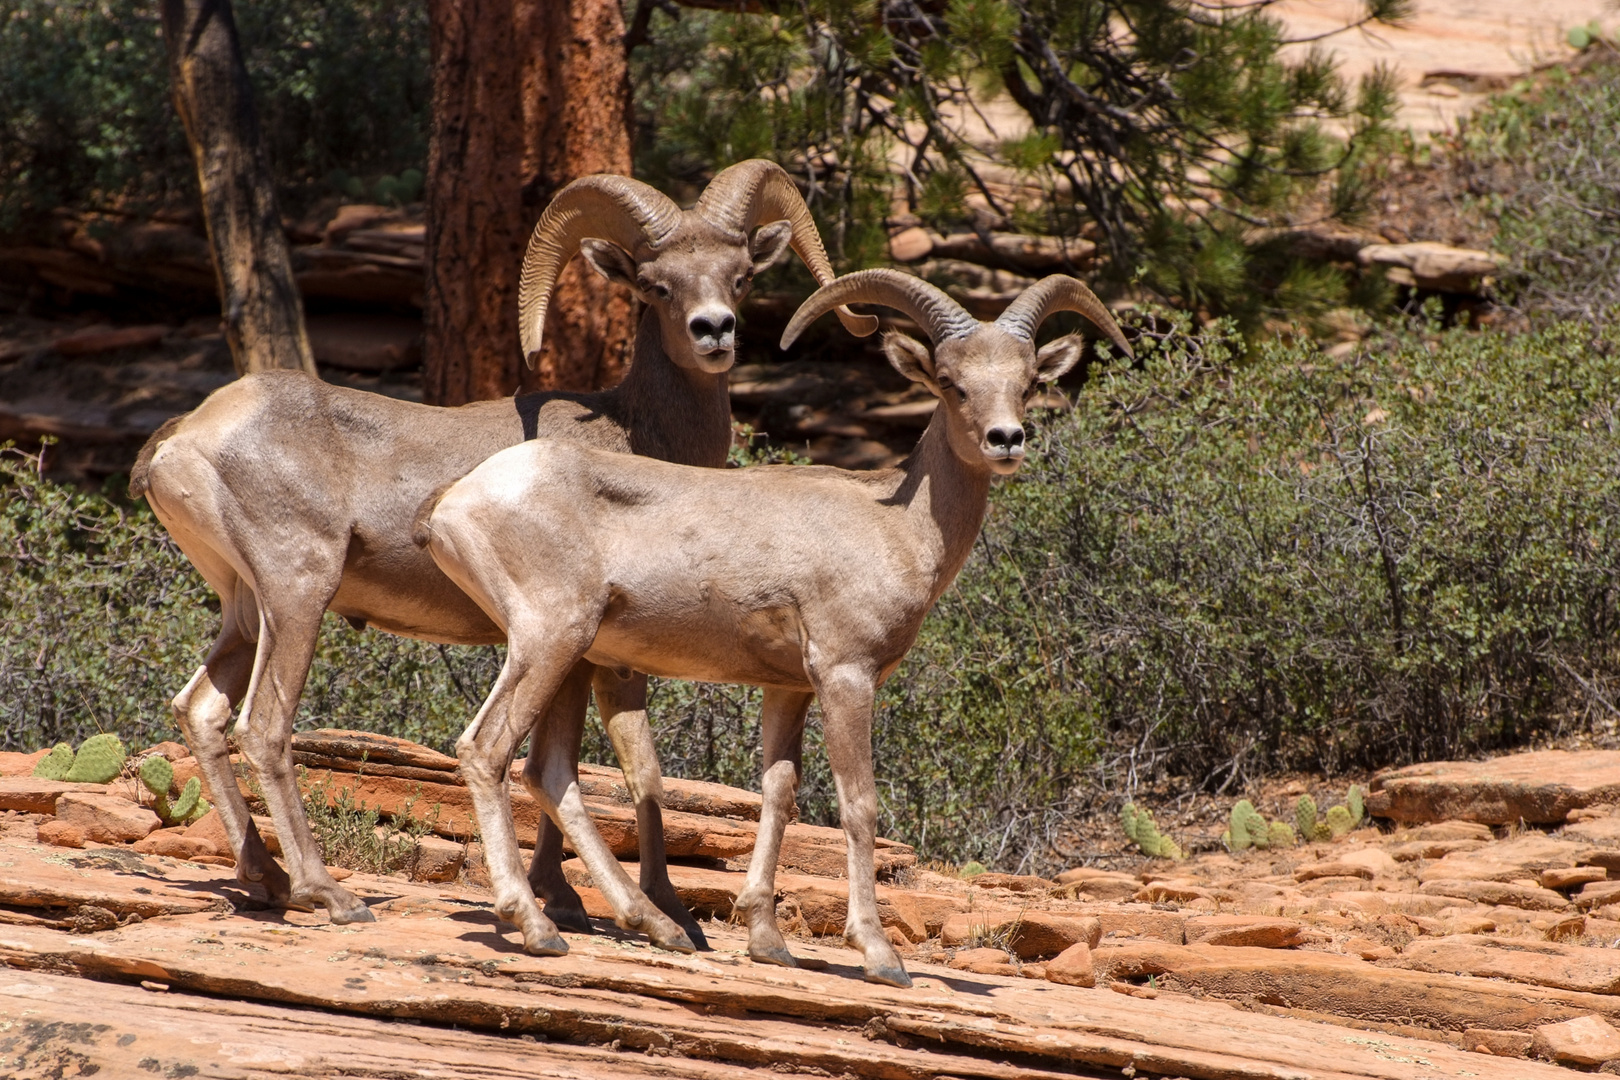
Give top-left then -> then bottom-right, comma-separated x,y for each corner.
1456,56 -> 1620,320
0,0 -> 429,229
873,313 -> 1620,869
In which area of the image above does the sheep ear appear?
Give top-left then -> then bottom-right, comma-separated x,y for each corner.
750,221 -> 793,273
1035,334 -> 1083,383
883,331 -> 938,391
580,238 -> 638,288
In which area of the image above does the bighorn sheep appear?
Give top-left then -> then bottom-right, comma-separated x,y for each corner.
418,269 -> 1131,985
130,160 -> 873,953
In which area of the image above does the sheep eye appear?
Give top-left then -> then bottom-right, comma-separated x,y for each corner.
642,281 -> 671,301
733,276 -> 748,292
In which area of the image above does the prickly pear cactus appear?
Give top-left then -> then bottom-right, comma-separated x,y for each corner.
139,756 -> 175,799
1231,800 -> 1270,850
1121,802 -> 1142,846
168,776 -> 203,823
1347,784 -> 1365,827
63,734 -> 126,784
1326,804 -> 1355,838
1123,802 -> 1183,859
1295,794 -> 1317,842
32,743 -> 74,781
1268,820 -> 1296,848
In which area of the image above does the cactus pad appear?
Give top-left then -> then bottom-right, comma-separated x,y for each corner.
32,743 -> 75,781
63,734 -> 126,784
139,756 -> 175,799
1268,820 -> 1296,848
1123,804 -> 1183,860
1325,804 -> 1355,837
1230,800 -> 1270,851
1295,794 -> 1318,842
169,776 -> 202,822
1347,784 -> 1365,827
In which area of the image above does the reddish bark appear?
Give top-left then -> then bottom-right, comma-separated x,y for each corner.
424,0 -> 635,405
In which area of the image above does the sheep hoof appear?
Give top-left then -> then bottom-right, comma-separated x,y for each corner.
651,927 -> 696,955
864,963 -> 912,989
330,902 -> 376,925
524,932 -> 569,957
542,904 -> 593,934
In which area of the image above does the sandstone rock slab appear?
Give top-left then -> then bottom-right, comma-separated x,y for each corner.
1053,866 -> 1139,899
53,792 -> 160,843
0,777 -> 110,814
1400,935 -> 1620,994
1533,1014 -> 1620,1065
1045,942 -> 1096,987
1368,750 -> 1620,825
132,830 -> 218,860
36,820 -> 83,848
948,946 -> 1019,977
1464,1027 -> 1533,1058
408,834 -> 465,883
1184,914 -> 1306,949
1419,878 -> 1570,911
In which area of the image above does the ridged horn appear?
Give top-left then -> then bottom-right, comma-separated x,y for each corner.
518,175 -> 682,366
696,159 -> 878,339
781,269 -> 978,349
995,275 -> 1133,358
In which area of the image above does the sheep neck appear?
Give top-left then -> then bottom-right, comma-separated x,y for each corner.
616,308 -> 734,469
882,405 -> 994,602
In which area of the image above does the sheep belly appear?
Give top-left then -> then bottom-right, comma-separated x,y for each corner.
585,599 -> 809,689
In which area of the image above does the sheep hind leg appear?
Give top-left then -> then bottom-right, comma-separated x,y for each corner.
594,666 -> 709,951
233,587 -> 373,924
528,674 -> 694,954
523,661 -> 596,934
735,689 -> 812,967
460,645 -> 578,956
171,593 -> 288,903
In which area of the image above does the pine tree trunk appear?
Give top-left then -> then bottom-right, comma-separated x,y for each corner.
424,0 -> 635,405
160,0 -> 315,377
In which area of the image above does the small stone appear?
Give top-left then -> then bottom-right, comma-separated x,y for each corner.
37,820 -> 84,848
1133,880 -> 1212,903
1344,936 -> 1396,960
184,807 -> 230,854
1295,861 -> 1374,882
1543,866 -> 1608,890
968,872 -> 1055,893
54,792 -> 161,844
1336,847 -> 1400,878
137,741 -> 192,763
1096,910 -> 1186,944
1184,915 -> 1306,949
885,926 -> 911,949
948,947 -> 1018,977
408,835 -> 465,883
1463,1028 -> 1533,1058
69,905 -> 120,933
1045,942 -> 1096,987
1053,867 -> 1140,899
1533,1014 -> 1620,1065
328,867 -> 353,881
0,750 -> 49,778
132,830 -> 218,860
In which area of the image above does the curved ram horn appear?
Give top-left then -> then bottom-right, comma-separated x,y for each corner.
697,159 -> 878,339
518,175 -> 683,366
995,275 -> 1134,359
781,269 -> 978,349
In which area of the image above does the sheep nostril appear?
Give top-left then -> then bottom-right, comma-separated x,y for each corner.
690,316 -> 716,339
718,313 -> 736,336
986,426 -> 1025,450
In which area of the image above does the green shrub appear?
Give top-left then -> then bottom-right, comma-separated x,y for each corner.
0,0 -> 429,229
870,313 -> 1620,870
1458,57 -> 1620,320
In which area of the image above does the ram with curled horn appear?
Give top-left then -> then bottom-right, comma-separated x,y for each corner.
129,160 -> 868,952
418,268 -> 1131,985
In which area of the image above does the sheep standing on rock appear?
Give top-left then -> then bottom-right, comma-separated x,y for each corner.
130,161 -> 873,949
418,269 -> 1131,985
